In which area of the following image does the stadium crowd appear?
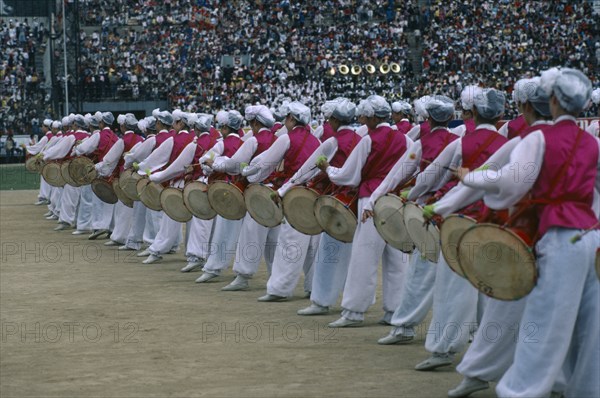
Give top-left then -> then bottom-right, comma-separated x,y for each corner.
2,0 -> 599,137
0,17 -> 48,137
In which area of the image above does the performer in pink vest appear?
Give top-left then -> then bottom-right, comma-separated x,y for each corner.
141,110 -> 197,265
174,110 -> 245,274
52,115 -> 91,231
316,95 -> 414,327
198,106 -> 278,285
455,85 -> 481,136
103,114 -> 143,247
406,95 -> 432,141
29,119 -> 54,206
231,101 -> 321,301
586,88 -> 599,137
461,68 -> 599,398
439,77 -> 554,397
391,100 -> 414,134
274,99 -> 363,314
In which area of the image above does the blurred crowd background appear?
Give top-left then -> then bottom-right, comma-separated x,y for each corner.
1,0 -> 599,140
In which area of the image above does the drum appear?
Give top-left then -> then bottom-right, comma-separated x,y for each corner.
183,181 -> 216,220
119,168 -> 142,201
373,194 -> 414,253
25,155 -> 44,173
91,178 -> 118,204
61,160 -> 81,187
69,157 -> 97,185
136,177 -> 164,211
282,186 -> 323,235
403,202 -> 441,263
244,183 -> 284,228
112,177 -> 133,208
457,223 -> 537,301
207,179 -> 248,220
41,162 -> 66,187
440,214 -> 477,277
314,190 -> 358,243
160,187 -> 193,222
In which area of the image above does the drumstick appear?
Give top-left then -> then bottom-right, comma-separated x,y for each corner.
570,222 -> 600,244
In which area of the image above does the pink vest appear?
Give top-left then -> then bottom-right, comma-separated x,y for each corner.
209,127 -> 222,142
271,122 -> 283,135
44,131 -> 53,140
223,134 -> 242,158
520,122 -> 551,139
123,132 -> 143,152
463,118 -> 476,134
330,128 -> 361,168
507,114 -> 528,140
359,125 -> 408,198
420,128 -> 459,171
191,132 -> 220,180
321,122 -> 335,141
418,121 -> 431,139
155,130 -> 173,147
395,120 -> 413,135
531,119 -> 599,235
72,131 -> 90,141
461,129 -> 507,169
254,129 -> 277,157
169,131 -> 195,163
278,125 -> 320,183
94,128 -> 119,161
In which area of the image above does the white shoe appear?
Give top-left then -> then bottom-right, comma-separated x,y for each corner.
46,215 -> 58,220
328,317 -> 363,328
180,259 -> 206,273
53,222 -> 70,231
415,354 -> 454,371
118,245 -> 134,251
297,304 -> 329,315
72,230 -> 89,235
136,249 -> 151,257
257,294 -> 287,302
88,229 -> 108,240
142,254 -> 162,264
43,211 -> 53,217
221,275 -> 249,291
195,272 -> 218,283
104,240 -> 120,246
448,377 -> 489,397
377,333 -> 414,345
34,199 -> 48,205
167,248 -> 177,254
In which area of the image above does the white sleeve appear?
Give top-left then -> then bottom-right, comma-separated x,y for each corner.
591,138 -> 600,218
462,131 -> 545,210
74,132 -> 100,155
408,139 -> 462,201
149,142 -> 196,183
356,125 -> 369,137
96,139 -> 124,177
125,137 -> 155,167
26,135 -> 48,154
275,125 -> 288,137
313,125 -> 324,140
432,184 -> 484,217
586,121 -> 599,137
212,137 -> 258,175
43,135 -> 60,151
325,136 -> 371,187
278,137 -> 338,197
243,135 -> 289,183
498,121 -> 509,138
364,137 -> 419,211
137,137 -> 174,174
43,136 -> 76,160
450,124 -> 466,137
241,130 -> 253,141
199,140 -> 224,165
406,125 -> 421,141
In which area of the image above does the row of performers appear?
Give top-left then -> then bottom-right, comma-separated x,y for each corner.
26,67 -> 600,397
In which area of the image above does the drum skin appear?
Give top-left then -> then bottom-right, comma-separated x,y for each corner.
207,180 -> 247,220
314,191 -> 358,243
91,178 -> 118,204
440,214 -> 477,278
372,194 -> 414,253
282,186 -> 323,235
160,187 -> 193,222
244,183 -> 284,228
403,202 -> 440,263
183,181 -> 216,220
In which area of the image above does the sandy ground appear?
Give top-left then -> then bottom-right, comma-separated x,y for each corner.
0,190 -> 497,397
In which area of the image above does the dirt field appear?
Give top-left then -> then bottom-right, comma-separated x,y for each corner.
0,190 -> 497,397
